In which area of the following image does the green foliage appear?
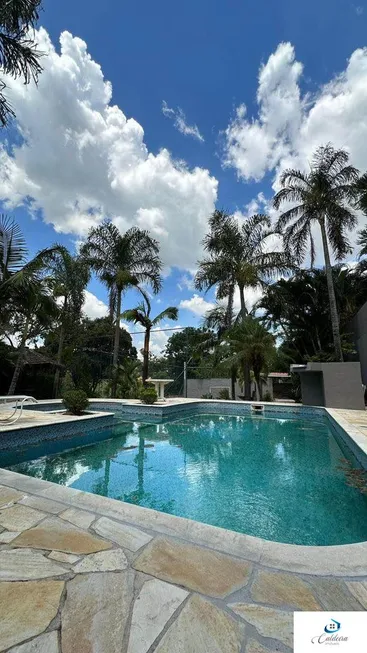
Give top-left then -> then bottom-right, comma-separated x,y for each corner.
0,0 -> 44,126
218,387 -> 230,400
60,371 -> 75,395
201,393 -> 213,399
139,387 -> 158,404
263,391 -> 273,402
62,389 -> 89,415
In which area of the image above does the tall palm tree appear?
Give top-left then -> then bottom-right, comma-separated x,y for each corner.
81,222 -> 162,396
274,143 -> 359,361
196,210 -> 291,397
196,210 -> 292,320
50,250 -> 90,397
225,317 -> 276,401
122,294 -> 178,383
202,301 -> 238,399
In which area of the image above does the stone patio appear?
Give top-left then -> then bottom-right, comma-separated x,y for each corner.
0,468 -> 366,653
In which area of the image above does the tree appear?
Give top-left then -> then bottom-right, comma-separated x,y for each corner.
202,301 -> 238,399
7,277 -> 59,394
0,0 -> 44,127
49,250 -> 90,397
122,293 -> 178,383
81,222 -> 162,397
274,144 -> 359,361
259,266 -> 366,362
196,210 -> 291,397
225,317 -> 276,400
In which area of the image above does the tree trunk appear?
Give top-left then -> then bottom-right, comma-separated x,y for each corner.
53,298 -> 67,398
8,318 -> 29,395
225,284 -> 234,328
142,328 -> 150,384
238,284 -> 247,319
319,218 -> 343,361
230,366 -> 236,400
111,287 -> 122,398
254,374 -> 261,401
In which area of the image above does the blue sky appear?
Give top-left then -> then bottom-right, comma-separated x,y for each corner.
1,0 -> 367,354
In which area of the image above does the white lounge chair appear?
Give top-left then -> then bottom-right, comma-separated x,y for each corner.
0,395 -> 38,425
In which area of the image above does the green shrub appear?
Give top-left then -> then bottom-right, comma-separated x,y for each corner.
218,388 -> 230,400
63,389 -> 89,415
263,391 -> 273,402
201,393 -> 212,399
139,387 -> 158,404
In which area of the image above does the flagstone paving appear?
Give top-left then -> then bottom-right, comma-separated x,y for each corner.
0,473 -> 366,653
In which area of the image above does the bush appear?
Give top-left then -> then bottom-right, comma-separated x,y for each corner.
218,388 -> 230,400
263,391 -> 273,402
63,390 -> 89,415
139,387 -> 158,404
201,393 -> 213,399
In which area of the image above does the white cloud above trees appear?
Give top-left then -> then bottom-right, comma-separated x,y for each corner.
0,29 -> 217,272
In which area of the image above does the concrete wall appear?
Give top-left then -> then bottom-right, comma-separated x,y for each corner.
299,372 -> 324,406
352,301 -> 367,384
299,362 -> 365,410
186,378 -> 242,399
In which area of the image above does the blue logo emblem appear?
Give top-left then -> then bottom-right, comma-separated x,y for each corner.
324,619 -> 341,634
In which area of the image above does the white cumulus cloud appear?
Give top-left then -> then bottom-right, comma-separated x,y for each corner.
82,291 -> 108,319
179,294 -> 215,317
223,42 -> 367,187
0,29 -> 217,271
162,100 -> 204,142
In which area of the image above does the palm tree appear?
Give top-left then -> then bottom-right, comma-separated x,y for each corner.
49,250 -> 90,397
202,301 -> 238,399
122,294 -> 178,383
225,317 -> 276,401
7,278 -> 59,395
81,222 -> 162,396
196,210 -> 291,397
274,143 -> 359,361
196,210 -> 292,319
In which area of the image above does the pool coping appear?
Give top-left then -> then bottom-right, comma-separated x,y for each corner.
0,398 -> 366,577
0,466 -> 366,577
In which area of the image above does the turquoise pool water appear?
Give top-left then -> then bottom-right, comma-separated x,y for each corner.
3,413 -> 367,545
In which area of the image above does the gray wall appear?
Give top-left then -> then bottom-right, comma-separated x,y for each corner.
299,372 -> 324,406
352,301 -> 367,384
187,378 -> 242,399
299,362 -> 365,410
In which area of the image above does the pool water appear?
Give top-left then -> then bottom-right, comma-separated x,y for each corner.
3,413 -> 367,545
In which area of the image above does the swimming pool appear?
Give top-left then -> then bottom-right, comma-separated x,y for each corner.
2,412 -> 367,546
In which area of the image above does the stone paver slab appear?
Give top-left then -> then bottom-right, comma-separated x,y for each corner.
0,504 -> 46,531
154,594 -> 245,653
12,517 -> 112,554
0,486 -> 24,507
229,604 -> 293,649
19,494 -> 66,514
7,631 -> 59,653
134,537 -> 252,598
0,549 -> 68,581
246,639 -> 278,653
127,579 -> 188,653
61,571 -> 134,653
0,530 -> 20,543
48,551 -> 80,564
309,578 -> 364,610
251,570 -> 321,610
346,581 -> 367,609
0,580 -> 64,651
60,507 -> 95,529
73,548 -> 129,573
93,516 -> 152,551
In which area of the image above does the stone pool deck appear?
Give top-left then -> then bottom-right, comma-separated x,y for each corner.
0,467 -> 366,653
